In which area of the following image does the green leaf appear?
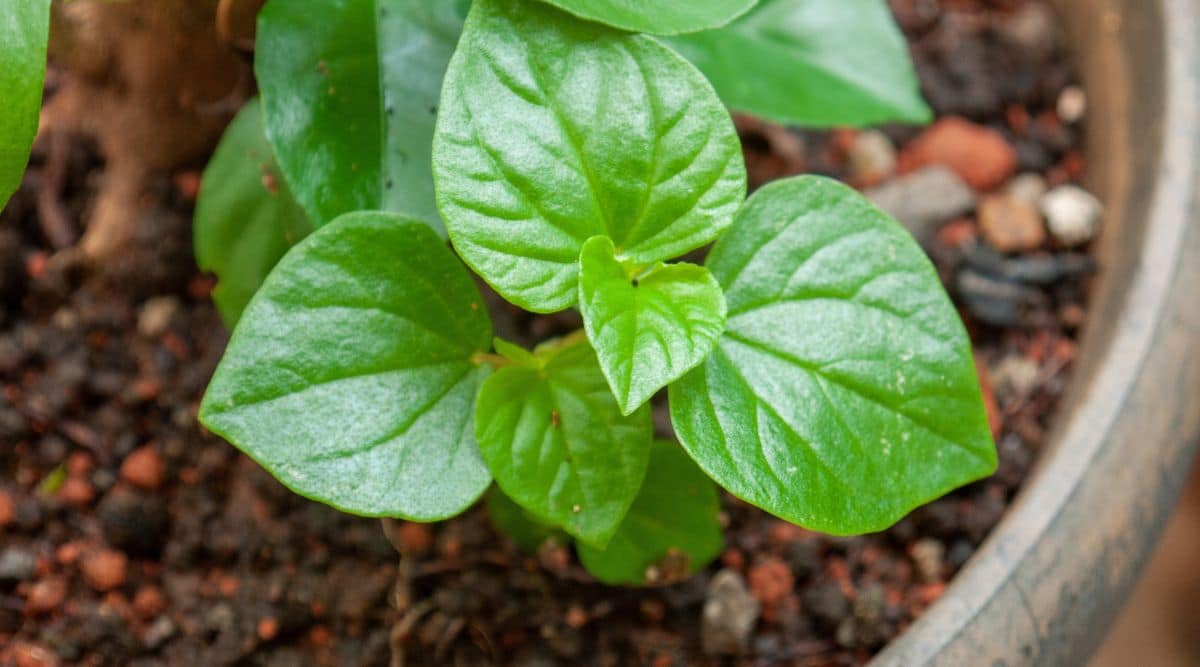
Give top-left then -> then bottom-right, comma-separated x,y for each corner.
194,99 -> 313,328
0,0 -> 50,212
534,0 -> 757,35
433,0 -> 746,313
667,0 -> 932,127
669,176 -> 996,535
486,487 -> 566,553
578,236 -> 726,415
578,440 -> 722,585
256,0 -> 468,230
200,212 -> 494,521
475,335 -> 653,547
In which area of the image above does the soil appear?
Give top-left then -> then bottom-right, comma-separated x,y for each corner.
0,1 -> 1089,665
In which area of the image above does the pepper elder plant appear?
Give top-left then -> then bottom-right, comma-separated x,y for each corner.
195,0 -> 996,585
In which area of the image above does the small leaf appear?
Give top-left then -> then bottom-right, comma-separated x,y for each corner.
670,176 -> 996,535
200,212 -> 494,520
486,487 -> 566,553
534,0 -> 757,35
434,0 -> 746,312
475,335 -> 653,547
0,0 -> 50,211
256,0 -> 468,230
667,0 -> 932,127
194,99 -> 313,327
578,440 -> 722,585
578,236 -> 726,415
492,337 -> 539,367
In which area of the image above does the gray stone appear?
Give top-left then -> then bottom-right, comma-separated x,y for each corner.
866,166 -> 977,243
701,569 -> 760,655
0,547 -> 36,583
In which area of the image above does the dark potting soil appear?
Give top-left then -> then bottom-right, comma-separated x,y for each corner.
1,1 -> 1090,665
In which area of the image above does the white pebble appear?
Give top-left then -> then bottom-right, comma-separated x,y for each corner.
1057,86 -> 1088,124
1040,185 -> 1103,246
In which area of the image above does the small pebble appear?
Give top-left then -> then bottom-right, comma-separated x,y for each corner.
701,569 -> 761,655
1057,86 -> 1088,124
0,490 -> 14,528
143,615 -> 177,650
747,557 -> 794,608
866,166 -> 977,243
10,641 -> 60,667
137,296 -> 181,338
0,547 -> 37,583
847,130 -> 897,185
1007,173 -> 1049,206
133,584 -> 167,619
58,476 -> 95,507
120,444 -> 165,490
26,577 -> 68,614
898,117 -> 1018,190
1040,185 -> 1103,246
978,193 -> 1046,252
991,355 -> 1041,399
910,539 -> 945,583
81,548 -> 128,592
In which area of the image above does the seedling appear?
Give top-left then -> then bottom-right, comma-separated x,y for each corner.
196,0 -> 995,585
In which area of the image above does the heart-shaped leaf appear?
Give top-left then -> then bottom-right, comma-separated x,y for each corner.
195,99 -> 313,327
433,0 -> 746,313
534,0 -> 757,35
475,335 -> 653,547
578,236 -> 726,415
1,0 -> 49,211
256,0 -> 468,230
578,440 -> 722,585
670,176 -> 996,535
667,0 -> 931,127
200,212 -> 494,521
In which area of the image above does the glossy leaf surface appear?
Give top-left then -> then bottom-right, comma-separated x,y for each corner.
201,213 -> 494,520
535,0 -> 757,35
195,100 -> 313,327
434,0 -> 746,312
578,441 -> 722,585
475,336 -> 653,547
256,0 -> 467,230
0,0 -> 50,211
670,176 -> 996,534
578,236 -> 725,415
667,0 -> 931,126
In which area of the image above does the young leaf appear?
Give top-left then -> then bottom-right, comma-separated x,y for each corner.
433,0 -> 746,313
578,440 -> 722,586
667,0 -> 932,127
200,212 -> 494,521
670,176 -> 996,535
194,99 -> 313,328
486,487 -> 567,553
533,0 -> 757,35
578,236 -> 726,415
0,0 -> 50,212
475,336 -> 653,547
256,0 -> 468,230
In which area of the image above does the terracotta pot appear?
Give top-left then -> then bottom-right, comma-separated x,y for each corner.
875,0 -> 1200,663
